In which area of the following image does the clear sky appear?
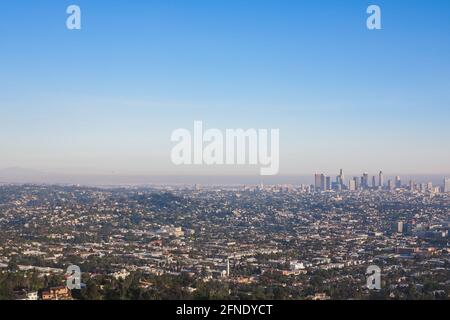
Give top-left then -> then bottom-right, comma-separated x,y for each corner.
1,0 -> 449,179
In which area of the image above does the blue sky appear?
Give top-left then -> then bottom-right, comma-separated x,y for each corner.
0,0 -> 449,177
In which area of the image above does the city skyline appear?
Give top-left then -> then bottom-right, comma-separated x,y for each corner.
0,165 -> 448,187
313,169 -> 449,193
2,0 -> 450,306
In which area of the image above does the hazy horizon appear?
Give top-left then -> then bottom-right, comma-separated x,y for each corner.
0,167 -> 448,186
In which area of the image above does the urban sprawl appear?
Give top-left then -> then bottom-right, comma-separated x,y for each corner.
0,170 -> 449,300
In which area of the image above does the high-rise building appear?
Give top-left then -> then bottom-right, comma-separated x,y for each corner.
372,176 -> 377,189
397,221 -> 404,234
339,169 -> 345,187
349,179 -> 356,191
409,180 -> 415,191
333,180 -> 342,192
397,221 -> 410,235
320,174 -> 326,191
444,178 -> 450,193
353,177 -> 360,190
314,174 -> 322,192
378,171 -> 384,188
419,183 -> 426,193
326,176 -> 332,191
362,173 -> 369,189
395,176 -> 401,189
388,179 -> 394,190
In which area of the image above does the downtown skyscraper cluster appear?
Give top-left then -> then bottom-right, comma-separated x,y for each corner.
314,170 -> 450,194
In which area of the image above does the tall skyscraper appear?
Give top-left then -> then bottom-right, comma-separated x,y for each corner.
339,169 -> 345,187
349,179 -> 356,191
326,176 -> 332,191
372,176 -> 377,189
315,174 -> 322,192
378,171 -> 384,188
409,180 -> 415,191
395,176 -> 401,189
444,178 -> 450,193
353,177 -> 360,190
388,179 -> 394,190
334,180 -> 342,191
362,173 -> 369,189
320,174 -> 326,191
419,183 -> 426,193
314,174 -> 327,192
